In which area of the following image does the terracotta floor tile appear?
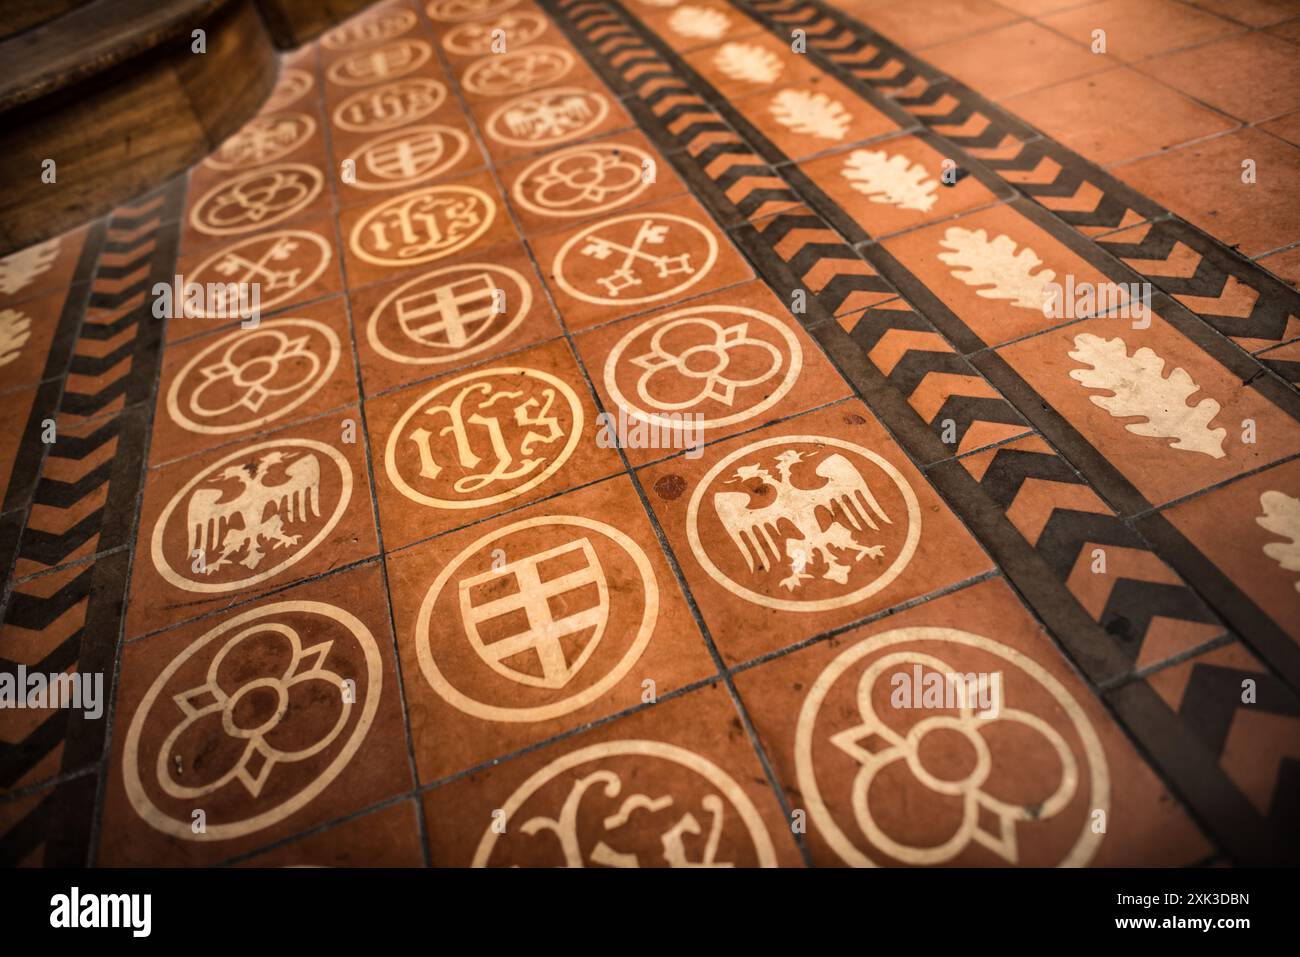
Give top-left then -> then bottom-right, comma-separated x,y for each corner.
573,280 -> 854,465
639,399 -> 994,664
327,76 -> 460,139
318,2 -> 420,56
801,132 -> 1007,240
1269,15 -> 1300,40
168,211 -> 343,344
336,167 -> 522,288
389,475 -> 716,782
1259,110 -> 1300,148
499,130 -> 689,237
996,310 -> 1300,506
125,410 -> 379,639
332,117 -> 489,210
0,224 -> 89,311
682,32 -> 826,101
350,240 -> 563,396
452,41 -> 606,105
993,0 -> 1104,12
633,2 -> 764,54
179,162 -> 334,259
1257,243 -> 1300,287
421,680 -> 804,865
925,21 -> 1110,100
240,801 -> 424,867
957,434 -> 1226,671
264,65 -> 318,114
1041,0 -> 1241,65
1161,457 -> 1300,646
1188,0 -> 1300,27
840,0 -> 1021,48
324,37 -> 441,89
882,203 -> 1122,347
733,576 -> 1213,866
528,192 -> 756,331
150,297 -> 360,466
0,287 -> 70,396
1143,640 -> 1300,824
1003,68 -> 1238,166
190,111 -> 332,194
1137,32 -> 1300,122
101,563 -> 411,866
436,6 -> 558,62
466,84 -> 637,168
365,336 -> 623,549
0,385 -> 38,502
732,78 -> 902,163
1113,127 -> 1300,256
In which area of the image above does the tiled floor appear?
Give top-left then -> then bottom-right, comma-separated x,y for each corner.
1,0 -> 1298,868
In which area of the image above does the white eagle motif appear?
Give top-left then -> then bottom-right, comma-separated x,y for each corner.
187,451 -> 321,574
713,449 -> 890,591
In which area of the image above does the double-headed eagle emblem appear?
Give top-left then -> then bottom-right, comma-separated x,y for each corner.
187,451 -> 321,574
714,449 -> 890,591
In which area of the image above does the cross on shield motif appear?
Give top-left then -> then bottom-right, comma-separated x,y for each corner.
457,537 -> 608,689
396,272 -> 499,349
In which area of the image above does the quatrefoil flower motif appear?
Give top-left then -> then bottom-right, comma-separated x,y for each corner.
156,623 -> 350,800
832,651 -> 1078,865
629,316 -> 783,411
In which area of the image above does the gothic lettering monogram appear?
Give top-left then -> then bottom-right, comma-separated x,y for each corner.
473,741 -> 778,866
385,367 -> 583,509
350,185 -> 496,267
332,78 -> 447,133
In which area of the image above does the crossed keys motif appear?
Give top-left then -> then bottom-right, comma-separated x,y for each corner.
582,220 -> 693,297
190,233 -> 327,318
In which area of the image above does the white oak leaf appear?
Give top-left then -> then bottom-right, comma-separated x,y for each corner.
0,238 -> 61,296
937,227 -> 1055,309
668,6 -> 730,38
0,308 -> 32,368
769,89 -> 851,140
713,42 -> 784,84
1067,333 -> 1226,458
1257,490 -> 1300,593
841,149 -> 938,212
